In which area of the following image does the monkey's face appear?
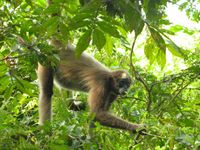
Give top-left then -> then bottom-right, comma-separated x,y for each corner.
117,78 -> 131,95
115,72 -> 131,95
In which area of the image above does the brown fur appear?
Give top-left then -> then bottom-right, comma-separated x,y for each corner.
37,43 -> 143,132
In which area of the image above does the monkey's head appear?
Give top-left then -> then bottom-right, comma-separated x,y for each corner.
112,70 -> 132,95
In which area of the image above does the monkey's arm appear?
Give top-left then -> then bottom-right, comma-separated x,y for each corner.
94,111 -> 141,132
88,89 -> 142,132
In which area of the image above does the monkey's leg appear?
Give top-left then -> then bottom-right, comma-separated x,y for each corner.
37,63 -> 53,125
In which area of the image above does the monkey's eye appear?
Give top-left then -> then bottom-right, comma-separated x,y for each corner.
119,79 -> 127,87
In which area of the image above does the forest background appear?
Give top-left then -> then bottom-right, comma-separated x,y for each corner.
0,0 -> 200,149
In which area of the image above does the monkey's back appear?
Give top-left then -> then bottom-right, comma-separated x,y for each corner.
54,44 -> 112,92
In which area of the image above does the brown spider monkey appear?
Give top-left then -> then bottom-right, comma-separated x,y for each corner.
37,40 -> 145,134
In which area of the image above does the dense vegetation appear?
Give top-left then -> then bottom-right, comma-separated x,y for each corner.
0,0 -> 199,149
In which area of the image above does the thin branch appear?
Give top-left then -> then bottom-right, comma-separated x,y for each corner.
0,54 -> 28,62
132,131 -> 168,146
118,96 -> 146,102
172,100 -> 185,117
187,87 -> 200,90
153,74 -> 199,112
129,35 -> 152,112
171,76 -> 198,102
130,36 -> 149,90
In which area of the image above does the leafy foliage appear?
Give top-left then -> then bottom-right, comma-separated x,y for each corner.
0,0 -> 200,149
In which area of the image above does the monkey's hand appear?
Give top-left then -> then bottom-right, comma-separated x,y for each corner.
133,125 -> 147,144
134,124 -> 147,135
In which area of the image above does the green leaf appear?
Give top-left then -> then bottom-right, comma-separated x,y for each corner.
149,27 -> 166,68
144,37 -> 157,64
76,30 -> 92,57
69,20 -> 91,30
14,76 -> 35,96
170,25 -> 194,35
180,118 -> 195,127
68,12 -> 94,30
42,16 -> 60,35
4,85 -> 14,100
104,35 -> 113,56
25,0 -> 32,6
0,65 -> 8,77
60,23 -> 69,42
14,0 -> 22,8
0,76 -> 10,92
93,29 -> 106,51
145,32 -> 166,68
124,2 -> 144,35
72,13 -> 94,22
169,25 -> 184,33
37,0 -> 46,7
157,49 -> 166,69
149,27 -> 166,52
44,4 -> 60,15
100,15 -> 121,27
97,21 -> 120,38
142,0 -> 150,13
166,40 -> 185,58
183,28 -> 195,35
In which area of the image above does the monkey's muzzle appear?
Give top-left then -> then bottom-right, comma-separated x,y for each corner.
118,87 -> 129,95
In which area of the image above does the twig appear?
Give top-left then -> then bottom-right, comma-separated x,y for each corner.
118,96 -> 146,102
171,76 -> 198,102
129,35 -> 152,112
0,54 -> 27,62
141,131 -> 167,139
172,100 -> 185,117
133,131 -> 167,145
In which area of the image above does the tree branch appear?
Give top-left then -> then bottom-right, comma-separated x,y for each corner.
129,35 -> 152,112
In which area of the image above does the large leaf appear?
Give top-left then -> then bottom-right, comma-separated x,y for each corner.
13,0 -> 22,8
68,12 -> 93,30
92,28 -> 106,51
72,13 -> 94,22
166,40 -> 185,58
76,30 -> 92,56
149,27 -> 166,68
104,35 -> 113,56
97,21 -> 120,38
41,16 -> 60,35
0,76 -> 10,92
44,4 -> 60,15
0,65 -> 8,77
4,85 -> 14,100
157,49 -> 166,69
149,27 -> 166,52
169,25 -> 184,33
69,20 -> 91,30
42,16 -> 60,29
123,1 -> 144,35
25,0 -> 33,6
15,76 -> 35,96
169,25 -> 194,35
59,22 -> 69,43
144,37 -> 158,64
